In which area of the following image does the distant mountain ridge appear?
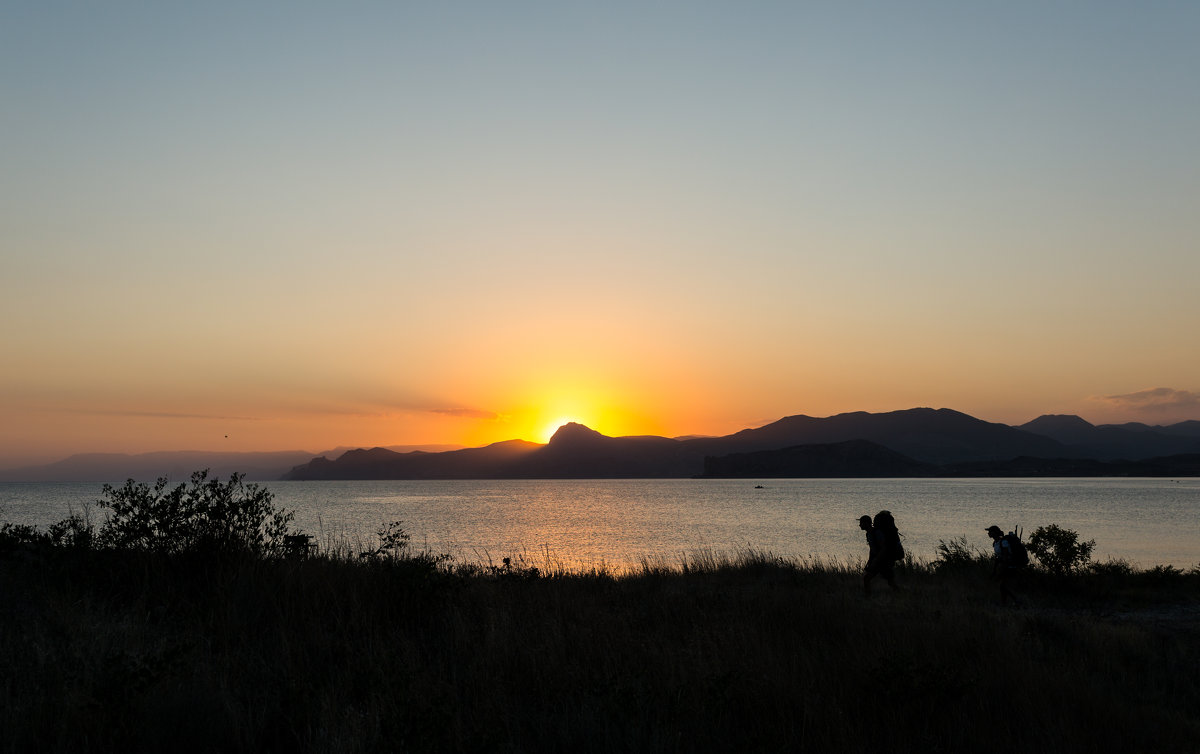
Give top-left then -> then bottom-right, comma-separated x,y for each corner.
684,408 -> 1067,465
701,440 -> 938,478
701,443 -> 1200,478
1018,415 -> 1200,460
284,408 -> 1200,480
6,409 -> 1199,482
0,445 -> 462,482
294,440 -> 542,480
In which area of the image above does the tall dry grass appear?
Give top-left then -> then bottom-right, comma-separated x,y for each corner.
2,541 -> 1198,753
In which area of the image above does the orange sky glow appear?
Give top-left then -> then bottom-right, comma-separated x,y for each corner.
3,4 -> 1200,468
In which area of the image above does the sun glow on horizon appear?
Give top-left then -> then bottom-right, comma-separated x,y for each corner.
540,416 -> 582,444
480,380 -> 666,446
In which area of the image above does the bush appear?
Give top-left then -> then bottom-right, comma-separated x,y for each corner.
356,520 -> 454,583
94,470 -> 298,556
360,520 -> 413,560
0,512 -> 94,557
1142,564 -> 1185,583
0,522 -> 48,553
47,511 -> 95,549
1028,524 -> 1095,575
933,536 -> 988,573
1089,558 -> 1134,577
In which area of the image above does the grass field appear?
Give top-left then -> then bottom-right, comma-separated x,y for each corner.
3,538 -> 1199,753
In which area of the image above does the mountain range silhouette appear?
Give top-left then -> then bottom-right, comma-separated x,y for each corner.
5,408 -> 1198,482
282,408 -> 1200,481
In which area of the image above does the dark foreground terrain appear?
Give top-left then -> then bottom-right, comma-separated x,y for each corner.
3,545 -> 1198,753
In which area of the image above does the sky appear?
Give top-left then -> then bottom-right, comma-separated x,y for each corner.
3,2 -> 1199,466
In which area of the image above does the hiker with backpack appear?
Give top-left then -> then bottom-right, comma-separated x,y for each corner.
987,525 -> 1027,605
859,510 -> 904,596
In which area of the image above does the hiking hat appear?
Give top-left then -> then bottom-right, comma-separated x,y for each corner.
858,515 -> 872,525
986,525 -> 1004,537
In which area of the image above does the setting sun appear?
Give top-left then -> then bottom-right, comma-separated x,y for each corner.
520,384 -> 613,444
540,417 -> 582,443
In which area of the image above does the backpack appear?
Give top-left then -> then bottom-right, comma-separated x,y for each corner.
1002,531 -> 1029,567
874,510 -> 905,562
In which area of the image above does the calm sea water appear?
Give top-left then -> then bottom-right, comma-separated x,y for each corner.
2,478 -> 1197,569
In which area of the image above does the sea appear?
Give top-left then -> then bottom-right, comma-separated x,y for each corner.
2,478 -> 1197,570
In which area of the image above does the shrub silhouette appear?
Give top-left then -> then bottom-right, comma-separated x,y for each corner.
1027,523 -> 1095,575
95,470 -> 297,556
933,536 -> 988,573
360,520 -> 413,559
0,510 -> 93,557
47,511 -> 94,550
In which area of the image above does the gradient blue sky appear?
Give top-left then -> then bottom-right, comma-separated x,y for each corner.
3,2 -> 1199,465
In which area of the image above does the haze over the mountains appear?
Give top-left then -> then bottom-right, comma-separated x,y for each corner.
7,408 -> 1197,482
0,445 -> 461,483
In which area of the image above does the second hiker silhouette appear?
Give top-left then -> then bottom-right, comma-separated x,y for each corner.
987,525 -> 1026,605
860,510 -> 903,596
